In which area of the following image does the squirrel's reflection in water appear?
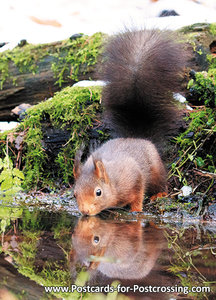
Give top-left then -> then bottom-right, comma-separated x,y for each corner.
69,216 -> 171,289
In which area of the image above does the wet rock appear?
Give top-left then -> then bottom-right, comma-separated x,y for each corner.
0,42 -> 8,48
11,103 -> 32,120
194,45 -> 209,70
70,33 -> 84,40
203,203 -> 216,221
184,131 -> 194,138
18,39 -> 28,47
189,69 -> 196,80
159,10 -> 179,17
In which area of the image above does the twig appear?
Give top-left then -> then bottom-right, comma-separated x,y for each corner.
193,168 -> 216,178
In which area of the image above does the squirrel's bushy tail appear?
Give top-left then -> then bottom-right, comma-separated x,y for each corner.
101,29 -> 187,141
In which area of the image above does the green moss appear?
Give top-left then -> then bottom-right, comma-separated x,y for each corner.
178,22 -> 216,70
0,32 -> 106,190
169,56 -> 216,193
209,22 -> 216,35
179,23 -> 211,33
0,85 -> 104,190
170,108 -> 216,188
187,70 -> 216,107
51,32 -> 105,86
0,32 -> 105,89
208,53 -> 216,70
0,44 -> 48,89
0,54 -> 10,89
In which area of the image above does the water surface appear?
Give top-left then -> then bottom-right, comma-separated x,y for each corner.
0,202 -> 215,299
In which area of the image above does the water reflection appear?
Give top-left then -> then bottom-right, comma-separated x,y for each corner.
70,217 -> 166,280
69,215 -> 216,299
0,206 -> 215,299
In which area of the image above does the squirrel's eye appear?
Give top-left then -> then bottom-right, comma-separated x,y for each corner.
93,236 -> 100,244
96,189 -> 102,196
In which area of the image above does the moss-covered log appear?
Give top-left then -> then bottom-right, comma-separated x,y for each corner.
0,85 -> 109,190
0,33 -> 105,121
0,24 -> 215,198
179,23 -> 216,72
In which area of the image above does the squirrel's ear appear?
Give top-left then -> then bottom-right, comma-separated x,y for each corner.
73,157 -> 82,180
73,147 -> 84,179
94,160 -> 109,184
73,161 -> 81,179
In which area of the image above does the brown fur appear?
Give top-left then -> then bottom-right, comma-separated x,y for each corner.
74,138 -> 166,215
74,28 -> 188,215
101,28 -> 188,142
69,217 -> 165,279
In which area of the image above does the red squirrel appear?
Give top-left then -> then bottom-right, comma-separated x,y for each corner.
73,29 -> 187,215
69,217 -> 165,279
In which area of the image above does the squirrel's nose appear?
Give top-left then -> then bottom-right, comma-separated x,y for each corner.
81,209 -> 90,215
